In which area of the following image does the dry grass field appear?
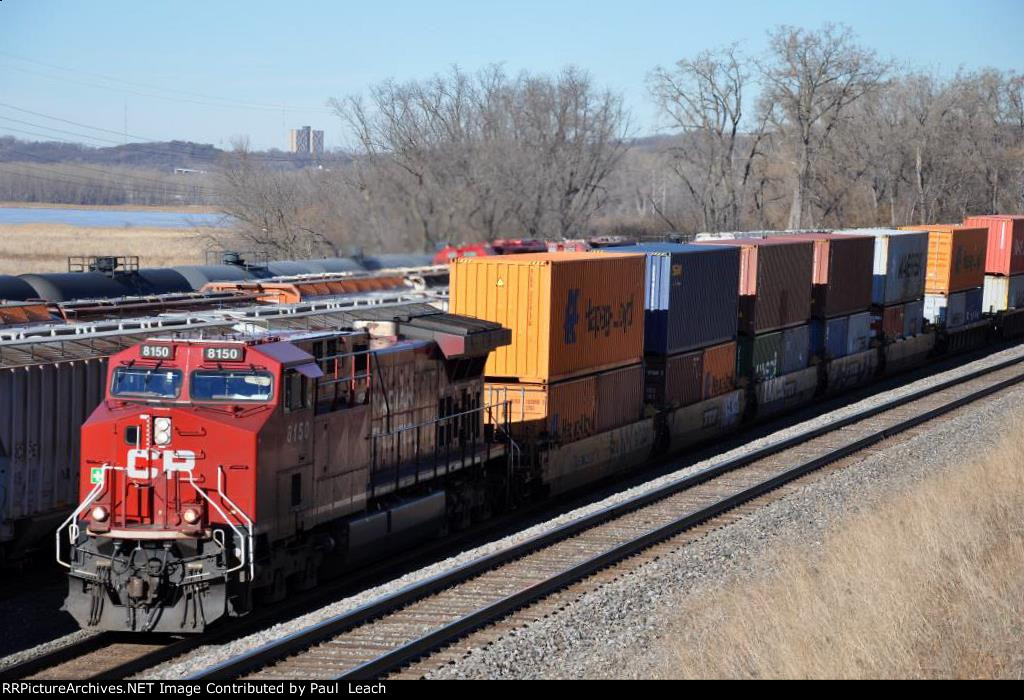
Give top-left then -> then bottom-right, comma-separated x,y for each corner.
0,223 -> 228,274
654,423 -> 1024,679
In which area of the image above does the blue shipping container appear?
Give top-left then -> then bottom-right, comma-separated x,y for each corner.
811,315 -> 850,359
780,324 -> 810,374
846,311 -> 874,355
964,287 -> 983,325
608,244 -> 740,355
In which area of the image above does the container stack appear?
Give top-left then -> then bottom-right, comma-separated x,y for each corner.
694,237 -> 815,384
836,228 -> 930,341
774,233 -> 876,360
962,215 -> 1024,313
603,244 -> 740,409
900,225 -> 988,329
449,252 -> 647,443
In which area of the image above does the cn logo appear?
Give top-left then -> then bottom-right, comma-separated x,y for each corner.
126,449 -> 197,479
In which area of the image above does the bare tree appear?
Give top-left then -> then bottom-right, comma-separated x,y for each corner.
760,24 -> 889,229
331,65 -> 629,248
648,44 -> 769,232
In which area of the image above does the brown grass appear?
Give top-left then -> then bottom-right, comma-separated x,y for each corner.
0,223 -> 228,274
652,423 -> 1024,679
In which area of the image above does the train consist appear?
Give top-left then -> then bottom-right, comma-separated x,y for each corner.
0,252 -> 436,303
54,214 -> 1024,633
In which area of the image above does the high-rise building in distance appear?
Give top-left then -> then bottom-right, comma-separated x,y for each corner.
310,129 -> 324,157
289,126 -> 312,154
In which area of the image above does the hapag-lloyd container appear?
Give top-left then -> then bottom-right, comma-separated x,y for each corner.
780,233 -> 874,317
450,253 -> 645,383
701,341 -> 737,400
836,229 -> 928,306
963,215 -> 1024,276
982,274 -> 1024,312
603,244 -> 740,355
846,311 -> 874,354
780,324 -> 810,374
695,238 -> 813,334
644,350 -> 702,407
901,225 -> 987,295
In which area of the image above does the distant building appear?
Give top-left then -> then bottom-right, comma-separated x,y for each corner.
289,126 -> 311,154
311,129 -> 324,157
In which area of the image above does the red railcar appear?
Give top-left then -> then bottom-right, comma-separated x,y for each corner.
432,242 -> 495,264
61,308 -> 510,632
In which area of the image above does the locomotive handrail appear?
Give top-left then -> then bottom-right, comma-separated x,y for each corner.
55,464 -> 111,569
185,466 -> 255,581
368,399 -> 508,438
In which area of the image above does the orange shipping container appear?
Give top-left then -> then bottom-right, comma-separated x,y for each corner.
901,225 -> 987,294
485,376 -> 597,443
595,363 -> 645,433
701,341 -> 737,400
450,253 -> 645,383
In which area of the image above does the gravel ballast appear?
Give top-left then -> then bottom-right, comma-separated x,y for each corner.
425,380 -> 1024,679
4,343 -> 1022,677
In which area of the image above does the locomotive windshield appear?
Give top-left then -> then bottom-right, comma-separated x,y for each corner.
190,370 -> 274,402
111,367 -> 182,399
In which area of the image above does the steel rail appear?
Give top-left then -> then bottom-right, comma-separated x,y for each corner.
190,354 -> 1024,681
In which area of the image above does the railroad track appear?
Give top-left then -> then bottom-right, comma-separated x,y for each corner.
188,355 -> 1024,681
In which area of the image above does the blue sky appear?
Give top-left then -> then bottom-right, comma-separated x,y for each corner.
0,0 -> 1021,150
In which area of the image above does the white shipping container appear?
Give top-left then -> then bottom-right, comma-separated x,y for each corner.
982,274 -> 1024,312
925,292 -> 968,328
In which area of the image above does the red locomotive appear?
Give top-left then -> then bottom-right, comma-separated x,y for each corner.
60,307 -> 510,632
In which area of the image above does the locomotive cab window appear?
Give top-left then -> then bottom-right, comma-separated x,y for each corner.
111,367 -> 182,399
190,370 -> 273,402
284,369 -> 309,412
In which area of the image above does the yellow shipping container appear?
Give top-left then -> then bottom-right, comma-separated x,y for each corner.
900,224 -> 987,294
451,253 -> 645,383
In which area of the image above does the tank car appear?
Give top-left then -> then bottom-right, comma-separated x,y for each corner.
60,310 -> 510,632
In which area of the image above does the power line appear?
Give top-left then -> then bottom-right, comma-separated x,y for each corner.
0,55 -> 334,115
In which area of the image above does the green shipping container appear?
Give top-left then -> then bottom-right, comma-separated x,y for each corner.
737,332 -> 783,382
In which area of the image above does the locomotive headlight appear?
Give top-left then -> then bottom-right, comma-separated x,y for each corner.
182,507 -> 202,525
153,417 -> 172,445
91,505 -> 109,522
